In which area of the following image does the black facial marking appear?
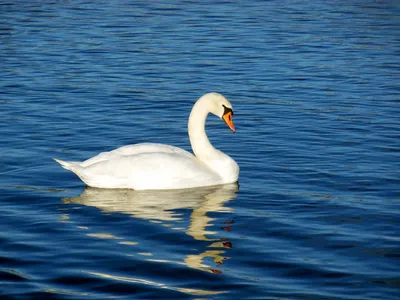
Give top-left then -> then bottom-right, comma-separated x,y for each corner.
222,104 -> 233,116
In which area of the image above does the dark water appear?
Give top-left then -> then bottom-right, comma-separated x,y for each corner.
1,1 -> 399,299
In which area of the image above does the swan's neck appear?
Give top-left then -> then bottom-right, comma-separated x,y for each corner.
187,96 -> 239,184
188,100 -> 215,160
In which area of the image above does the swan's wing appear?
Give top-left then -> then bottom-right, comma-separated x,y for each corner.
79,152 -> 222,190
80,143 -> 194,168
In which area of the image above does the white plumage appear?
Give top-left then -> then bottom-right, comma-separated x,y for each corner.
54,93 -> 239,190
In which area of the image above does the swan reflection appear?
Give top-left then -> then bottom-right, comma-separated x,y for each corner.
63,183 -> 238,274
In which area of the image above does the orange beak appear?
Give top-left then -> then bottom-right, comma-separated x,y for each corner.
222,111 -> 235,132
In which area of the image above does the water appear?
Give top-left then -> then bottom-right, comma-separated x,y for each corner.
1,1 -> 399,299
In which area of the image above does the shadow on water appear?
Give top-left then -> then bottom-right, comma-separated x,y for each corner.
62,184 -> 238,275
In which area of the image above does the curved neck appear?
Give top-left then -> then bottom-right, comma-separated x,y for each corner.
187,94 -> 239,184
188,99 -> 216,160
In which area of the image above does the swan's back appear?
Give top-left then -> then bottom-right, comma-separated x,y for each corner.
80,143 -> 194,167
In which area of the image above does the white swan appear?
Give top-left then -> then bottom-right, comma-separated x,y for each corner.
54,92 -> 239,190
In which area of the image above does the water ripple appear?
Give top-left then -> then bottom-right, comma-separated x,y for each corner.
1,1 -> 399,299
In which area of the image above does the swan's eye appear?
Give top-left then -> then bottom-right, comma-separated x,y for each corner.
222,104 -> 233,116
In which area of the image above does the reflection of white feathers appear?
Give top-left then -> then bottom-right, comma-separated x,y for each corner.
64,183 -> 238,274
54,93 -> 239,190
63,183 -> 238,222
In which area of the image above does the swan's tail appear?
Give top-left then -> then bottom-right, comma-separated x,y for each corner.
53,158 -> 82,173
54,158 -> 113,188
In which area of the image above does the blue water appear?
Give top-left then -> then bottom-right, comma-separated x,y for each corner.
1,1 -> 399,299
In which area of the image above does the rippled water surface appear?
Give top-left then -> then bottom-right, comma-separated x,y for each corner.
1,1 -> 399,299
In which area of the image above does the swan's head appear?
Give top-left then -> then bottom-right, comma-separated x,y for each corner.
203,92 -> 235,133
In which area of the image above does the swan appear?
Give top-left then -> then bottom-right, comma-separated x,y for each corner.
54,92 -> 239,190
